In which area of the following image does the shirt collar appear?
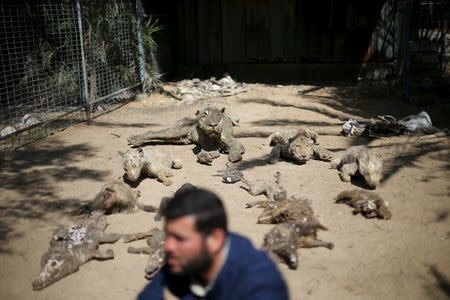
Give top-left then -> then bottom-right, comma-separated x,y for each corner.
189,236 -> 230,297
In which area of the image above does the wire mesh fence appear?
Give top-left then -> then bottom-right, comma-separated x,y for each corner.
410,0 -> 449,74
0,0 -> 143,151
405,0 -> 449,104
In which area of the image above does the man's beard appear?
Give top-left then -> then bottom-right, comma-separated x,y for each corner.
170,242 -> 213,277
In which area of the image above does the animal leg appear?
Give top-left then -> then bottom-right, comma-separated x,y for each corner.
313,146 -> 334,161
154,197 -> 170,221
94,248 -> 115,260
145,249 -> 164,279
122,228 -> 160,243
128,117 -> 195,146
227,140 -> 245,162
245,200 -> 266,208
257,207 -> 289,224
298,237 -> 334,250
269,145 -> 282,164
128,246 -> 153,255
136,201 -> 158,212
240,181 -> 267,197
154,170 -> 173,186
196,150 -> 220,165
339,162 -> 358,182
95,232 -> 122,244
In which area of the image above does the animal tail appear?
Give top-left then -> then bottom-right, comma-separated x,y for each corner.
295,221 -> 328,236
70,204 -> 91,216
137,202 -> 158,212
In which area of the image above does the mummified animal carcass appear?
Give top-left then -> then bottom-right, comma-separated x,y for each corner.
262,221 -> 333,270
240,171 -> 287,207
268,128 -> 334,165
259,197 -> 334,269
75,181 -> 158,215
128,105 -> 245,164
331,145 -> 383,189
218,162 -> 244,184
335,189 -> 391,220
118,147 -> 182,186
32,213 -> 122,290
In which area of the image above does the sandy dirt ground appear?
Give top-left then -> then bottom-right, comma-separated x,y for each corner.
0,82 -> 449,300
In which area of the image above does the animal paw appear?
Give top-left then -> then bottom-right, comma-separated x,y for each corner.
127,135 -> 141,146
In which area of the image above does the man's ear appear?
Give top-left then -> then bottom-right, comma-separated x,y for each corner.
206,228 -> 226,254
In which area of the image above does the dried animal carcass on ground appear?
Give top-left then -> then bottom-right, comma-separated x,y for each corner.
341,111 -> 444,138
335,189 -> 391,219
124,227 -> 165,280
32,213 -> 122,290
259,197 -> 333,269
218,162 -> 244,184
267,127 -> 318,146
241,171 -> 287,206
128,105 -> 245,164
262,221 -> 334,270
252,196 -> 317,225
118,147 -> 182,186
164,75 -> 246,102
268,128 -> 334,164
76,181 -> 157,215
331,145 -> 383,189
341,118 -> 366,137
154,183 -> 198,221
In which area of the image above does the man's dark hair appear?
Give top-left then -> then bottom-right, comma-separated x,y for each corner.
162,187 -> 228,235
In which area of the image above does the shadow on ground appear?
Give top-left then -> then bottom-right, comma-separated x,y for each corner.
0,139 -> 109,253
424,265 -> 450,298
365,139 -> 450,185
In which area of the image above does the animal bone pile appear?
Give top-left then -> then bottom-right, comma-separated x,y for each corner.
0,114 -> 41,137
32,213 -> 122,290
165,75 -> 246,102
267,128 -> 334,164
242,172 -> 333,269
128,105 -> 245,164
341,111 -> 445,138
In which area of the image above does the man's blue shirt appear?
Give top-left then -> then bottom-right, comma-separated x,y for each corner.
138,232 -> 289,299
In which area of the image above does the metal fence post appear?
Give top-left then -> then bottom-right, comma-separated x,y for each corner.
402,0 -> 411,103
136,0 -> 146,94
439,0 -> 446,78
76,0 -> 91,123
